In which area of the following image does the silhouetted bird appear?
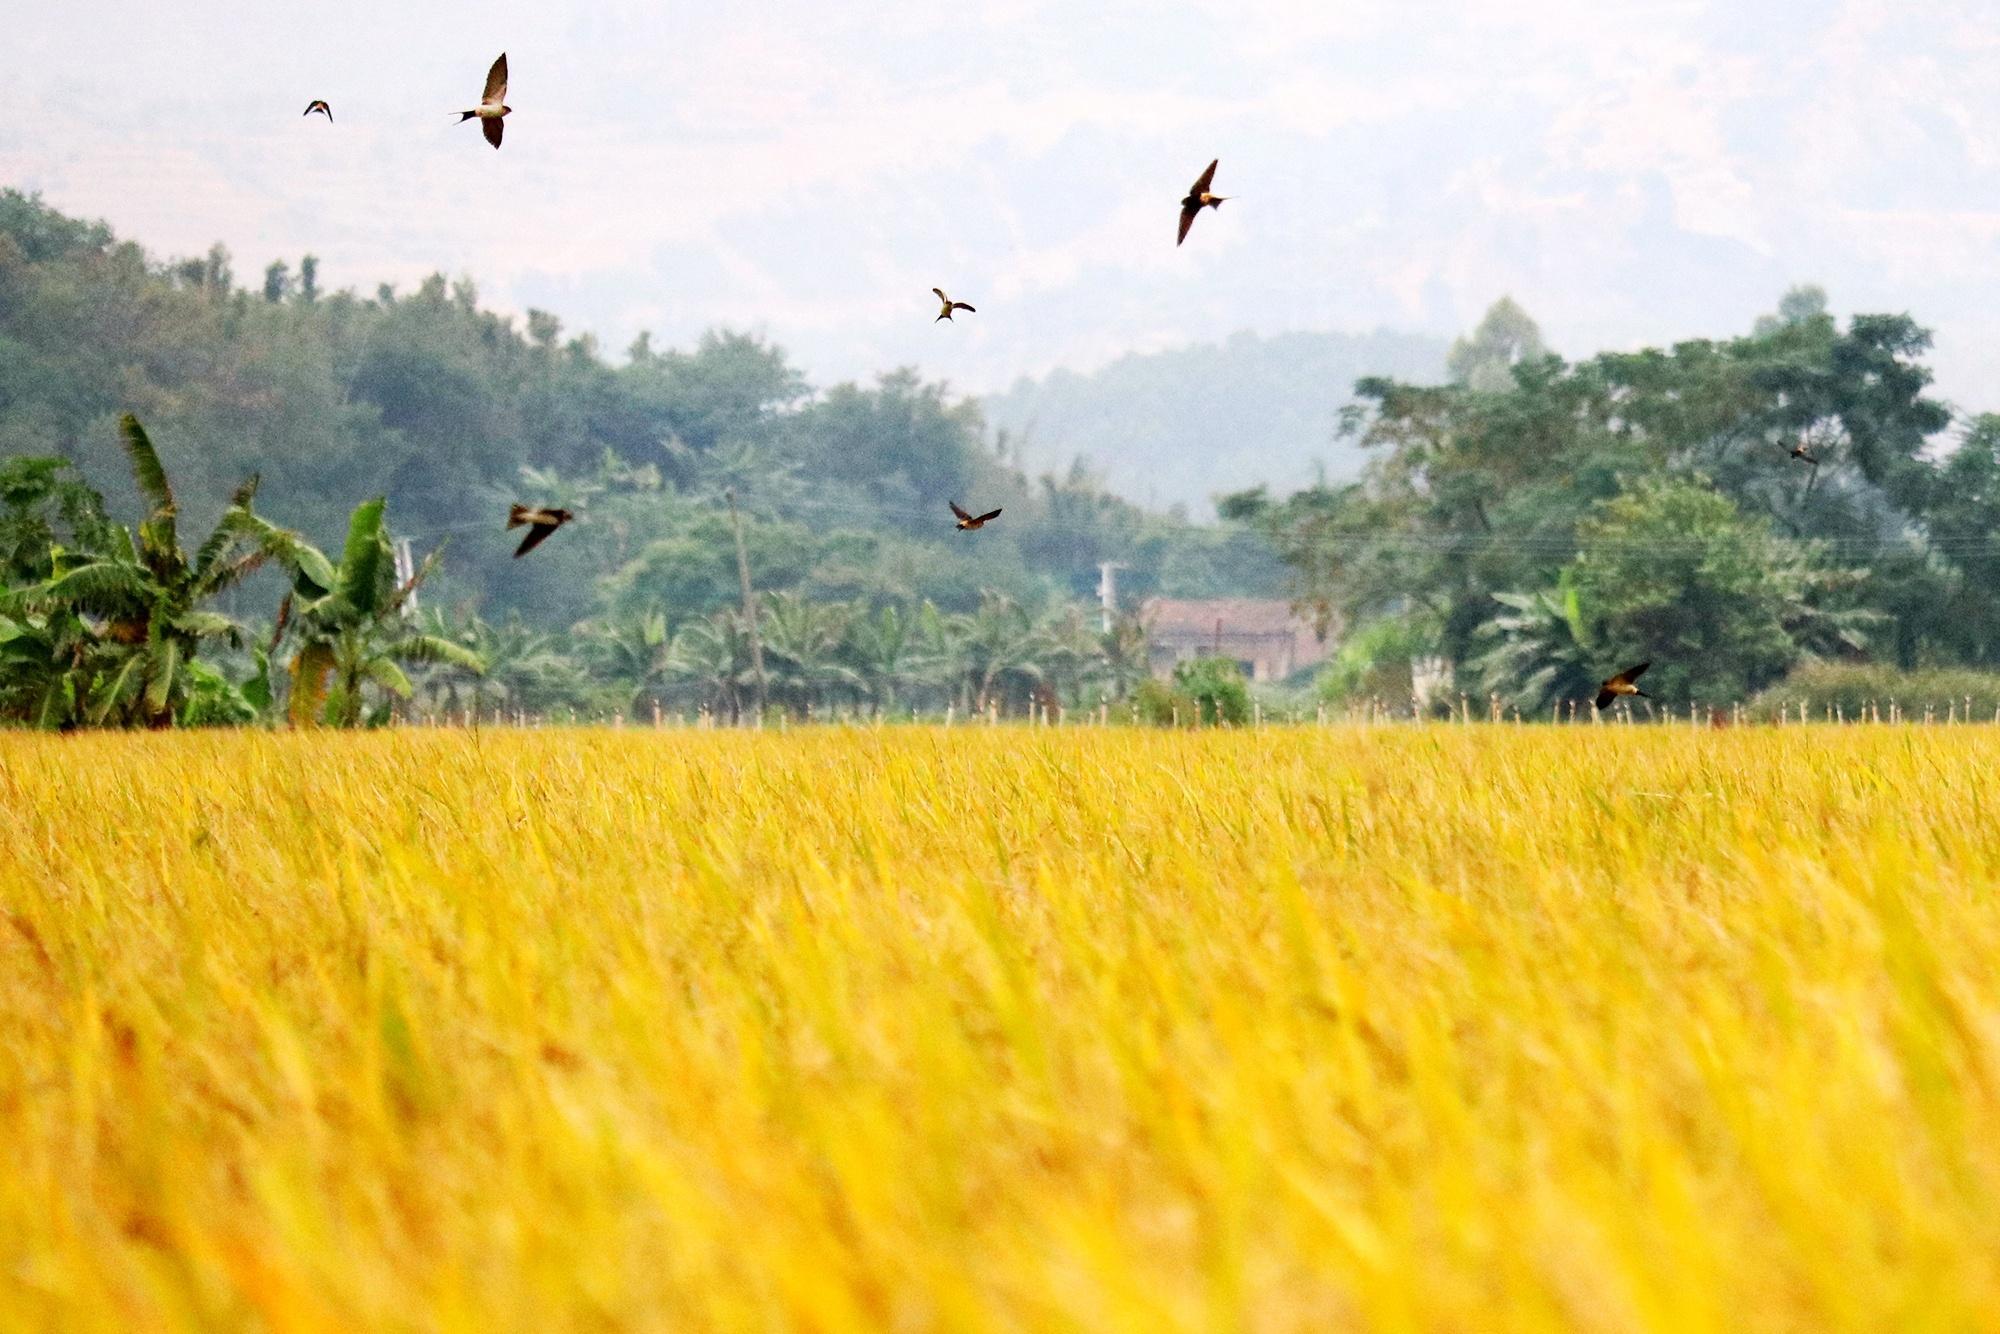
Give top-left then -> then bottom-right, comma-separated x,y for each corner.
932,288 -> 976,322
303,100 -> 333,122
950,502 -> 1002,532
1790,442 -> 1819,467
1177,159 -> 1228,245
508,504 -> 571,557
1594,662 -> 1651,711
456,53 -> 510,149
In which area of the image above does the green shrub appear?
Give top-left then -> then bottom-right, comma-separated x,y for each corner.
1316,613 -> 1432,705
1747,661 -> 2000,721
177,660 -> 258,727
1173,657 -> 1251,726
1133,678 -> 1195,727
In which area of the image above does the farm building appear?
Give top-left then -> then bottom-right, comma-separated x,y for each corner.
1140,597 -> 1330,683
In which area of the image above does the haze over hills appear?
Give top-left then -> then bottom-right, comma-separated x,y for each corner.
981,329 -> 1450,515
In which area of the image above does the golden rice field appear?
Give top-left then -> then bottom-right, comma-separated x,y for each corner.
4,724 -> 2000,1331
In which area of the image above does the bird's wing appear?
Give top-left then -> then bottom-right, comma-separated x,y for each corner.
949,502 -> 971,521
1594,688 -> 1614,711
1622,661 -> 1651,683
975,509 -> 1003,524
483,116 -> 504,149
954,303 -> 976,313
932,288 -> 948,302
1177,205 -> 1198,245
483,53 -> 509,106
514,523 -> 558,558
1189,159 -> 1218,195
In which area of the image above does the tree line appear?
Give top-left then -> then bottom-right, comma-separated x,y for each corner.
0,187 -> 1279,635
1225,289 -> 2000,712
1,415 -> 1191,727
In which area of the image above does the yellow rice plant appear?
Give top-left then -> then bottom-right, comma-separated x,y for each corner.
2,726 -> 1999,1331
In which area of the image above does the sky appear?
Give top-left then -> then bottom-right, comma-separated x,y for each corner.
5,0 -> 2000,410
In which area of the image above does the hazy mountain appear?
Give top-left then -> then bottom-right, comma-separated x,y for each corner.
981,329 -> 1450,514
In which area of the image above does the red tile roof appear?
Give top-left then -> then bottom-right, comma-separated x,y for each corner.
1140,598 -> 1305,637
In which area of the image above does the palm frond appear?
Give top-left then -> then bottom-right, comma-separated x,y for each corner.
118,414 -> 178,552
394,634 -> 486,675
194,548 -> 273,600
143,639 -> 182,716
222,508 -> 337,593
336,497 -> 390,616
87,651 -> 147,726
37,560 -> 151,613
364,658 -> 415,699
169,609 -> 240,642
188,474 -> 265,580
119,414 -> 176,518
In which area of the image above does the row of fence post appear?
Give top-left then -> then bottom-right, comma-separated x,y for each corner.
406,694 -> 2000,728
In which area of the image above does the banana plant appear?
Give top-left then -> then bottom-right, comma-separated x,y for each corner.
279,497 -> 484,726
0,608 -> 87,729
26,415 -> 323,727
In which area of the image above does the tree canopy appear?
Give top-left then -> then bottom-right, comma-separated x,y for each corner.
1230,292 -> 1990,710
0,188 -> 1278,637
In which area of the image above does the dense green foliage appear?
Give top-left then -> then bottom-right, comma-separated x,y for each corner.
0,415 -> 346,726
1747,661 -> 2000,723
0,189 -> 1276,634
1229,291 -> 2000,710
14,184 -> 2000,726
0,418 -> 1200,727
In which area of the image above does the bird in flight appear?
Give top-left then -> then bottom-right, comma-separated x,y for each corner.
1177,159 -> 1229,245
456,53 -> 510,149
1789,442 -> 1819,467
1594,662 -> 1651,711
932,288 -> 976,322
950,502 -> 1002,532
303,100 -> 333,122
508,503 -> 571,557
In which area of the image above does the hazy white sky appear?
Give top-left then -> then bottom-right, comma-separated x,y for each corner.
5,0 -> 2000,406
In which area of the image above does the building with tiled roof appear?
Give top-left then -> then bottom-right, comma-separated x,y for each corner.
1139,597 -> 1330,683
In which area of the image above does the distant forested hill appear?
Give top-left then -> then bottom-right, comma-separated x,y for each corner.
0,189 -> 1285,627
981,329 -> 1451,514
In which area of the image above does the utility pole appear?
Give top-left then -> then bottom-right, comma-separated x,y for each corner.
393,537 -> 420,617
1095,561 -> 1127,633
726,488 -> 768,716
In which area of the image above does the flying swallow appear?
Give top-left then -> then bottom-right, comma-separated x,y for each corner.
932,288 -> 976,322
508,503 -> 571,557
1177,159 -> 1229,246
1789,442 -> 1819,467
303,100 -> 333,122
950,502 -> 1002,532
456,53 -> 510,149
1594,662 -> 1651,711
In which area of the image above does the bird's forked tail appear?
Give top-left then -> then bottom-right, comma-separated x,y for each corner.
507,504 -> 529,528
